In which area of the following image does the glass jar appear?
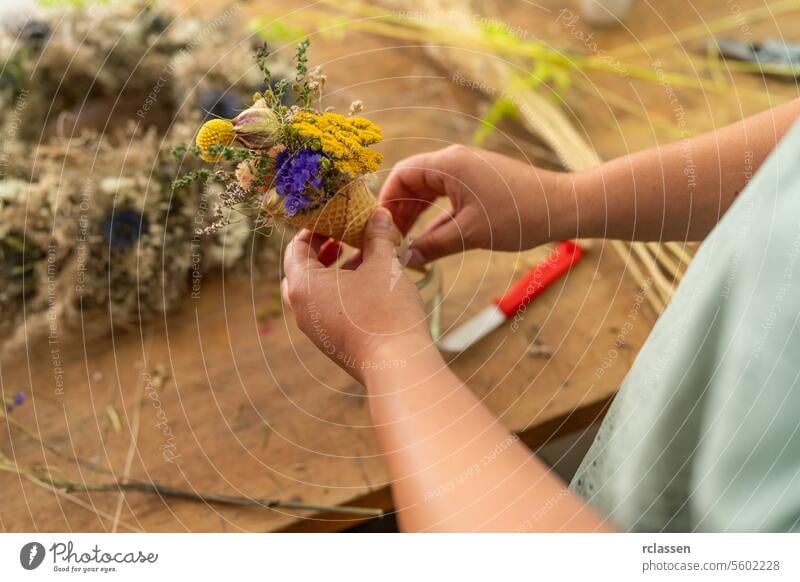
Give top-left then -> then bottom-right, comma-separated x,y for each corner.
409,263 -> 442,342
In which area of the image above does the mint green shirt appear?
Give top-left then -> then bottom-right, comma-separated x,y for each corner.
571,121 -> 800,532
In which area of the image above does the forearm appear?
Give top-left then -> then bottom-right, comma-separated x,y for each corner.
364,337 -> 611,532
561,98 -> 800,242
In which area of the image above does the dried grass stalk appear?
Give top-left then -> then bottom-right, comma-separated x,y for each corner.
386,0 -> 696,312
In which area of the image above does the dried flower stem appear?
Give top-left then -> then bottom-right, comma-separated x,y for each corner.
23,474 -> 144,533
4,370 -> 375,520
60,478 -> 383,517
613,240 -> 665,315
646,242 -> 685,280
631,242 -> 676,305
0,447 -> 381,518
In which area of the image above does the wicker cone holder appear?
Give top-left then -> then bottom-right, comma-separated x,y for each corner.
265,178 -> 399,248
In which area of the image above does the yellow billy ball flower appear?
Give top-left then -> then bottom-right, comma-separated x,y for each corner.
196,119 -> 235,162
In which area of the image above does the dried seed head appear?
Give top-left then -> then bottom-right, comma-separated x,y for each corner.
232,97 -> 280,150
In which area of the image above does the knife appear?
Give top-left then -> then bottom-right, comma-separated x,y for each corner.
436,240 -> 584,353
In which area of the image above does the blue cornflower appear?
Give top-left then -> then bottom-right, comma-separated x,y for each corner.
102,209 -> 149,250
5,391 -> 26,413
199,89 -> 244,121
274,148 -> 324,216
19,20 -> 51,44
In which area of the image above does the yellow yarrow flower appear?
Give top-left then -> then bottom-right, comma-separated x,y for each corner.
292,112 -> 383,176
196,119 -> 235,162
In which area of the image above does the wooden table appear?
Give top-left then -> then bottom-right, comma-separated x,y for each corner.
4,0 -> 796,532
0,241 -> 654,532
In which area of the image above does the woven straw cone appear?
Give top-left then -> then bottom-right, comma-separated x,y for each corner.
266,179 -> 397,248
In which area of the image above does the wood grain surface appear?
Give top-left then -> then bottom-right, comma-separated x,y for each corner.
3,0 -> 797,532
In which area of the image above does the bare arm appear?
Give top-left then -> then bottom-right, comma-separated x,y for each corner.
568,98 -> 800,242
365,337 -> 611,532
282,213 -> 611,532
283,101 -> 800,532
380,99 -> 800,270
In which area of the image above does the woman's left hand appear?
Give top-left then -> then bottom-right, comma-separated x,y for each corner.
282,208 -> 432,383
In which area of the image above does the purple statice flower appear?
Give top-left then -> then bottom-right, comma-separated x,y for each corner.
274,148 -> 324,216
283,193 -> 309,216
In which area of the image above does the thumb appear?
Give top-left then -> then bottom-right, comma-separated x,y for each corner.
406,215 -> 467,268
361,207 -> 399,263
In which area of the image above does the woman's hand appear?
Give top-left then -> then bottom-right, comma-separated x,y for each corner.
379,145 -> 574,268
282,191 -> 611,534
282,208 -> 431,383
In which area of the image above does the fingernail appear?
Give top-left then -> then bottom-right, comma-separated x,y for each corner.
406,247 -> 426,268
371,207 -> 392,229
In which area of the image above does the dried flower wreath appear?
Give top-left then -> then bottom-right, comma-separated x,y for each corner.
0,1 -> 288,351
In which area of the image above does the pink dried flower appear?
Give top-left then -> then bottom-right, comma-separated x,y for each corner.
236,159 -> 274,195
235,160 -> 257,192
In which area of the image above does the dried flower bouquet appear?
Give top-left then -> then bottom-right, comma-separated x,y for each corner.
176,40 -> 393,248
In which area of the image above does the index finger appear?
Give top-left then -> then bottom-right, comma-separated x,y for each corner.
283,231 -> 324,281
379,152 -> 448,234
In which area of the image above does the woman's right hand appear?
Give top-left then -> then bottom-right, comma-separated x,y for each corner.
379,145 -> 576,268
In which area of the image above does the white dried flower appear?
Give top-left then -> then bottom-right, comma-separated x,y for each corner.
349,99 -> 364,116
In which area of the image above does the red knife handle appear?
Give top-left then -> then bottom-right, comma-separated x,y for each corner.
493,240 -> 584,318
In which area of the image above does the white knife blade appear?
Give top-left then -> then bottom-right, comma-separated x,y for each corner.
436,305 -> 507,353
